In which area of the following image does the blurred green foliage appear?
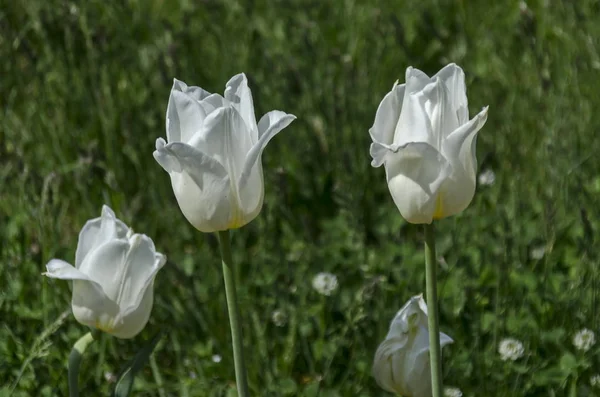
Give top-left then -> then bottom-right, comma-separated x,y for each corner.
1,0 -> 600,396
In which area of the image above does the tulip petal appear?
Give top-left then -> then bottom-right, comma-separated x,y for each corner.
387,295 -> 423,336
238,111 -> 296,213
369,82 -> 405,146
383,142 -> 451,224
242,111 -> 296,184
199,93 -> 226,115
433,106 -> 488,219
109,236 -> 166,339
440,331 -> 454,347
72,280 -> 121,333
77,239 -> 131,301
373,336 -> 409,393
443,106 -> 489,175
172,78 -> 212,101
198,106 -> 253,182
153,138 -> 233,232
244,110 -> 296,180
393,86 -> 436,148
44,259 -> 120,331
369,141 -> 391,168
256,110 -> 296,140
391,340 -> 422,395
224,73 -> 258,142
111,283 -> 154,339
154,138 -> 227,182
116,235 -> 166,312
167,86 -> 207,144
75,205 -> 129,268
421,77 -> 460,142
405,67 -> 432,93
45,258 -> 95,283
417,294 -> 428,315
434,63 -> 469,125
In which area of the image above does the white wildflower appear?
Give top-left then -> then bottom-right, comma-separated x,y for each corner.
312,272 -> 338,296
478,169 -> 496,186
573,329 -> 596,352
498,338 -> 525,361
104,371 -> 117,383
530,245 -> 546,260
444,387 -> 463,397
212,354 -> 222,363
271,309 -> 287,327
590,374 -> 600,387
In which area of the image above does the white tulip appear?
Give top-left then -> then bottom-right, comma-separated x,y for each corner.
369,64 -> 489,224
373,295 -> 453,397
44,206 -> 166,339
153,74 -> 296,232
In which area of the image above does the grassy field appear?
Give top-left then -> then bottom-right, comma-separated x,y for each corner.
2,0 -> 600,396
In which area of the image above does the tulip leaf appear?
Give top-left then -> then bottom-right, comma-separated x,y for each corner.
112,330 -> 165,397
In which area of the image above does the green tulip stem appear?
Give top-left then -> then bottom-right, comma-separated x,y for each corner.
424,223 -> 443,397
217,230 -> 250,397
68,330 -> 98,397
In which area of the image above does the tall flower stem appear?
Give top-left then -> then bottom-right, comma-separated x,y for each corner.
424,223 -> 443,397
68,330 -> 98,397
217,230 -> 250,397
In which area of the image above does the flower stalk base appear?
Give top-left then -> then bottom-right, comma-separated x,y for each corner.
424,223 -> 443,397
218,230 -> 250,397
68,330 -> 98,397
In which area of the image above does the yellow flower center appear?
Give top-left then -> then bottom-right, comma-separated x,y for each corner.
432,193 -> 445,220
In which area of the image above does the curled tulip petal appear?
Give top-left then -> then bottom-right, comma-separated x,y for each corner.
153,138 -> 233,232
369,81 -> 405,147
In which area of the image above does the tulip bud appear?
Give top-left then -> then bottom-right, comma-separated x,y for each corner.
44,206 -> 166,339
154,74 -> 296,232
373,295 -> 453,397
369,64 -> 488,224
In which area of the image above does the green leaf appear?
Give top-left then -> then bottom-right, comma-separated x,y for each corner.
559,352 -> 578,374
112,331 -> 165,397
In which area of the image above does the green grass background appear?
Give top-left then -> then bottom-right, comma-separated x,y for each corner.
2,0 -> 600,396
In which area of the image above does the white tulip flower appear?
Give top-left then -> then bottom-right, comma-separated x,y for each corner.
44,206 -> 166,339
373,295 -> 453,397
369,63 -> 489,224
154,74 -> 296,232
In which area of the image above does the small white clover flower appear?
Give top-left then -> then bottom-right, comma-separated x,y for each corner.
271,309 -> 287,327
573,328 -> 596,352
312,272 -> 338,296
212,354 -> 222,363
444,387 -> 463,397
498,338 -> 525,361
530,245 -> 546,260
104,371 -> 117,383
590,374 -> 600,388
478,169 -> 496,186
